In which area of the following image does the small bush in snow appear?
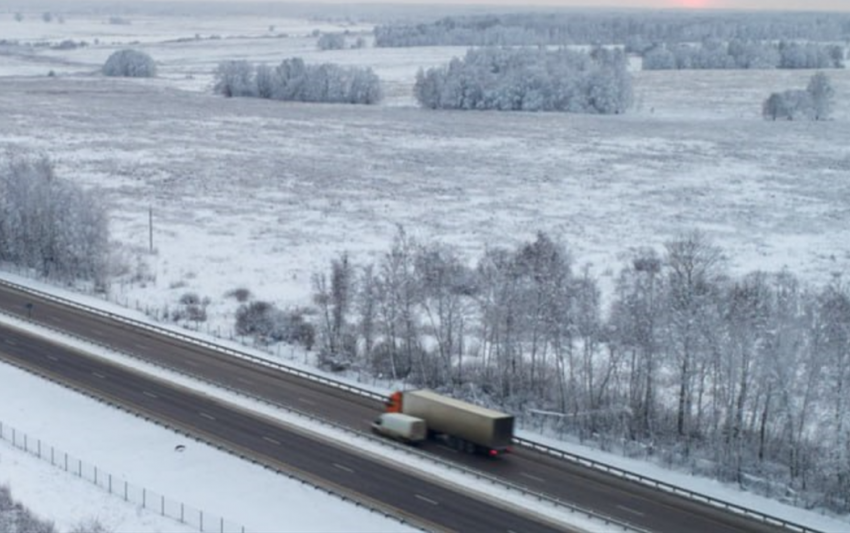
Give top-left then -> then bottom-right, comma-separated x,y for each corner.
317,32 -> 345,50
0,484 -> 57,533
225,287 -> 252,302
102,49 -> 157,78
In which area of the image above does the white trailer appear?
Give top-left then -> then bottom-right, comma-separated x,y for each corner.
371,412 -> 427,444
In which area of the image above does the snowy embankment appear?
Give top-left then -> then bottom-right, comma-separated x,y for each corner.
2,271 -> 850,533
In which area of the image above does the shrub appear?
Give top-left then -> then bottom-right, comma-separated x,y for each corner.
102,49 -> 157,78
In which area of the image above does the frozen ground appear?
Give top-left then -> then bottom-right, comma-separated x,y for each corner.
1,9 -> 849,532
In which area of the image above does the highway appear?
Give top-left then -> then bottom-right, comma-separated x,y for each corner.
0,282 -> 793,533
0,323 -> 568,533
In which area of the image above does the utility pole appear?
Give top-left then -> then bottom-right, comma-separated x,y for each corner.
149,206 -> 153,253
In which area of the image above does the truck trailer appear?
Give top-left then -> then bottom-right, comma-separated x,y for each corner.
386,389 -> 514,456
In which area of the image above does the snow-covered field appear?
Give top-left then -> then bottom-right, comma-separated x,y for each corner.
2,8 -> 850,532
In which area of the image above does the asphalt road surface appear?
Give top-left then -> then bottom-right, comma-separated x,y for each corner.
0,282 -> 795,533
0,324 -> 569,533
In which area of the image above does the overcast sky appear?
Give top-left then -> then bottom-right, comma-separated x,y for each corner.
181,0 -> 845,9
152,0 -> 848,11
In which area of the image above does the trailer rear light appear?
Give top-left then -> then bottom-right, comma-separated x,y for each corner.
489,449 -> 499,457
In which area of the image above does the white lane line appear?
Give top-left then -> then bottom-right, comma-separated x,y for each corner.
135,342 -> 148,349
46,355 -> 59,362
297,397 -> 316,405
92,372 -> 106,379
263,436 -> 281,446
616,505 -> 645,517
199,412 -> 216,421
184,360 -> 199,367
237,377 -> 254,385
415,494 -> 439,506
333,463 -> 354,474
3,339 -> 16,345
143,391 -> 158,399
436,445 -> 459,454
90,328 -> 103,336
520,472 -> 546,483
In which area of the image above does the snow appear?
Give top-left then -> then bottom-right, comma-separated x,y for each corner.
1,7 -> 850,533
0,312 -> 607,533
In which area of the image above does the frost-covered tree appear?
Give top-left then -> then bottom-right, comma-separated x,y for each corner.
42,11 -> 52,23
317,32 -> 346,50
0,153 -> 110,283
763,89 -> 813,121
213,58 -> 382,105
414,47 -> 632,114
14,12 -> 23,22
213,60 -> 256,98
807,72 -> 835,121
102,49 -> 157,78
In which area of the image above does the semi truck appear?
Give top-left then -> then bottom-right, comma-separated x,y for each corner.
384,389 -> 514,456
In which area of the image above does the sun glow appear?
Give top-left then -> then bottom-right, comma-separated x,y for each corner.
674,0 -> 712,8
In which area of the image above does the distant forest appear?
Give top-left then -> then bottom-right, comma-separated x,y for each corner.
375,12 -> 850,49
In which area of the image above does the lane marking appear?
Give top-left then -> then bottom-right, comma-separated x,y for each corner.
184,360 -> 200,367
199,412 -> 216,421
237,377 -> 254,386
46,355 -> 59,362
263,436 -> 281,446
90,328 -> 103,336
92,372 -> 106,379
520,472 -> 545,483
297,397 -> 316,405
135,342 -> 148,349
616,505 -> 645,517
143,391 -> 158,399
4,339 -> 16,346
436,444 -> 459,454
333,463 -> 354,474
415,494 -> 439,506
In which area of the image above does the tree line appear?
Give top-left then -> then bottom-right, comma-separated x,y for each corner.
643,39 -> 845,70
374,12 -> 850,48
414,47 -> 633,114
309,228 -> 850,512
0,154 -> 110,285
213,58 -> 382,105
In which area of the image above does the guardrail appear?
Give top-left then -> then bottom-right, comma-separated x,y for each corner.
0,304 -> 645,533
513,437 -> 820,533
0,277 -> 827,533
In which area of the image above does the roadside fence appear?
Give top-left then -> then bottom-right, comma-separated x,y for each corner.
0,420 -> 246,533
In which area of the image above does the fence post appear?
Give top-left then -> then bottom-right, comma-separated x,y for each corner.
64,453 -> 68,471
95,466 -> 98,485
109,474 -> 112,494
78,459 -> 82,477
24,434 -> 27,452
161,495 -> 165,516
201,511 -> 204,531
221,517 -> 224,533
181,503 -> 184,523
51,447 -> 54,466
143,488 -> 146,508
124,481 -> 128,501
38,439 -> 41,458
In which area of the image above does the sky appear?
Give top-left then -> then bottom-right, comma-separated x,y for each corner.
149,0 -> 850,12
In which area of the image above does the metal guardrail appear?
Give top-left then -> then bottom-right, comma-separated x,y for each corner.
0,303 -> 644,533
0,277 -> 827,533
513,437 -> 820,533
